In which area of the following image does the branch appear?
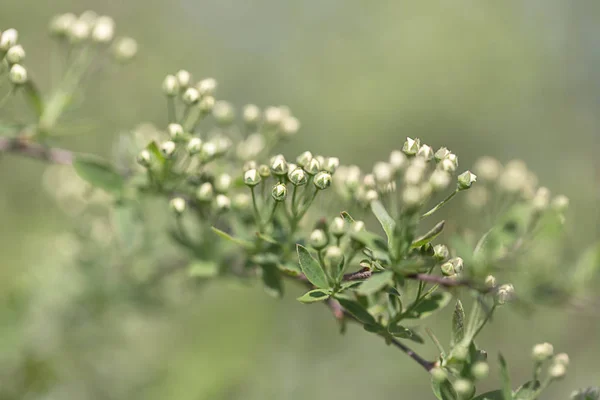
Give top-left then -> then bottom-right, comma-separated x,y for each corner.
405,273 -> 489,292
0,136 -> 73,165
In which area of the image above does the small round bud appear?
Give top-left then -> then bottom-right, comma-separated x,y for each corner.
243,104 -> 261,126
430,368 -> 448,384
243,161 -> 258,172
402,137 -> 420,155
289,167 -> 308,186
548,362 -> 566,380
373,162 -> 393,184
434,147 -> 451,162
352,221 -> 366,232
8,64 -> 27,85
532,186 -> 551,211
197,78 -> 217,96
296,151 -> 313,167
330,217 -> 346,237
485,275 -> 497,288
454,379 -> 474,399
187,138 -> 203,154
5,45 -> 25,64
49,14 -> 76,37
214,173 -> 232,193
270,155 -> 288,176
167,123 -> 185,141
232,193 -> 250,210
471,362 -> 490,380
160,141 -> 176,158
441,261 -> 455,276
323,157 -> 340,174
440,158 -> 457,173
196,182 -> 214,201
553,353 -> 569,366
417,144 -> 434,160
215,194 -> 231,212
280,116 -> 300,136
0,29 -> 18,51
91,16 -> 115,43
182,87 -> 200,105
314,171 -> 332,190
137,149 -> 151,167
258,164 -> 271,178
79,10 -> 98,24
474,156 -> 502,181
70,20 -> 92,43
457,170 -> 477,190
450,257 -> 464,274
309,229 -> 328,249
402,186 -> 422,208
452,345 -> 469,361
112,37 -> 137,62
405,159 -> 427,185
244,169 -> 261,187
551,195 -> 569,213
304,158 -> 321,175
363,174 -> 376,189
162,75 -> 179,96
433,244 -> 449,261
365,189 -> 379,203
169,197 -> 186,215
264,106 -> 283,126
429,170 -> 452,191
199,141 -> 217,160
198,96 -> 215,113
213,101 -> 234,125
272,183 -> 287,201
323,246 -> 344,271
176,70 -> 192,88
532,342 -> 554,362
495,283 -> 515,305
389,150 -> 408,171
466,186 -> 489,209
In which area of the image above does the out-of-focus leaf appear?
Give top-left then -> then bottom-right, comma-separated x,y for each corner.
451,300 -> 465,347
297,289 -> 330,303
411,220 -> 445,248
111,203 -> 142,252
188,260 -> 219,278
572,242 -> 600,288
404,292 -> 453,320
471,390 -> 504,400
335,296 -> 377,325
211,227 -> 253,250
513,380 -> 540,400
297,245 -> 329,289
498,353 -> 512,400
23,81 -> 44,117
73,154 -> 124,194
356,270 -> 393,296
277,262 -> 301,276
260,264 -> 283,298
371,200 -> 396,252
350,230 -> 388,251
146,141 -> 165,165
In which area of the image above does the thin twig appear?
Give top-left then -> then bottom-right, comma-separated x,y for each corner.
0,136 -> 73,164
405,272 -> 489,292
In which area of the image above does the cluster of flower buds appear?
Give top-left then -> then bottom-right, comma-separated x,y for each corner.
48,11 -> 137,62
531,342 -> 569,381
0,28 -> 28,86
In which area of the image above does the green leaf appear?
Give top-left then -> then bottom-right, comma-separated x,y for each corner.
297,245 -> 329,289
73,154 -> 124,194
146,141 -> 165,164
498,353 -> 512,400
339,280 -> 363,290
388,324 -> 424,343
256,232 -> 279,244
188,260 -> 219,278
334,296 -> 377,325
277,262 -> 302,276
211,227 -> 254,250
23,81 -> 44,117
297,289 -> 330,303
260,264 -> 283,298
432,379 -> 458,400
404,292 -> 453,320
451,300 -> 465,347
340,211 -> 355,223
356,270 -> 393,296
471,390 -> 504,400
371,200 -> 396,252
350,230 -> 388,251
513,380 -> 540,400
411,220 -> 445,248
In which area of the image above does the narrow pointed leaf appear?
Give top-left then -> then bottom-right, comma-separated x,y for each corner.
340,211 -> 355,223
211,227 -> 253,250
404,292 -> 453,320
411,220 -> 445,248
297,289 -> 330,303
371,200 -> 396,251
451,300 -> 465,347
334,296 -> 377,325
297,245 -> 329,289
498,353 -> 512,400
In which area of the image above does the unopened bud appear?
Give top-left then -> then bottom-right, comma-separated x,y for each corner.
454,379 -> 474,399
323,246 -> 344,271
429,169 -> 452,191
532,187 -> 551,211
365,189 -> 379,203
532,342 -> 554,362
441,261 -> 455,276
5,45 -> 25,64
243,104 -> 261,126
176,69 -> 192,88
160,141 -> 176,158
0,29 -> 18,51
112,37 -> 137,62
197,78 -> 217,96
457,170 -> 477,190
485,275 -> 497,288
417,144 -> 434,160
199,141 -> 217,160
433,244 -> 449,261
405,158 -> 427,185
182,87 -> 200,105
214,173 -> 232,193
363,174 -> 376,189
389,150 -> 408,171
169,197 -> 186,215
289,167 -> 308,186
137,149 -> 151,167
314,171 -> 332,190
232,193 -> 250,210
352,221 -> 366,233
450,257 -> 464,273
430,367 -> 448,384
258,164 -> 271,178
474,156 -> 502,181
548,362 -> 566,380
270,155 -> 288,176
402,137 -> 420,155
330,217 -> 346,237
187,137 -> 202,154
309,229 -> 328,249
49,14 -> 76,37
244,169 -> 261,187
323,157 -> 340,174
440,158 -> 457,173
167,123 -> 185,141
8,64 -> 27,85
91,16 -> 115,43
280,116 -> 300,136
215,194 -> 231,212
373,162 -> 393,184
553,353 -> 570,367
243,161 -> 258,171
434,147 -> 451,162
196,182 -> 214,201
296,151 -> 313,167
213,101 -> 234,125
471,362 -> 489,380
198,95 -> 215,112
304,157 -> 321,175
495,283 -> 515,305
162,75 -> 179,96
271,183 -> 287,201
402,186 -> 422,208
264,106 -> 283,126
551,195 -> 569,213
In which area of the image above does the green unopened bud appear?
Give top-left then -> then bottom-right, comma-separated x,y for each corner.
280,116 -> 300,136
169,197 -> 186,215
454,379 -> 474,399
213,101 -> 234,125
91,16 -> 115,43
182,87 -> 200,105
309,229 -> 328,250
471,362 -> 489,380
244,169 -> 261,187
0,29 -> 18,51
551,195 -> 569,213
196,182 -> 214,201
232,193 -> 250,210
289,167 -> 308,186
429,169 -> 452,191
215,194 -> 231,212
137,149 -> 151,167
270,155 -> 288,176
495,283 -> 515,305
434,147 -> 451,162
389,150 -> 408,171
433,244 -> 449,261
441,261 -> 455,276
187,138 -> 202,154
168,123 -> 185,141
474,156 -> 502,181
532,342 -> 554,362
304,157 -> 321,175
548,362 -> 567,380
197,78 -> 217,96
323,157 -> 340,173
160,141 -> 176,158
430,367 -> 448,384
214,173 -> 232,193
330,217 -> 346,237
198,96 -> 215,112
352,221 -> 366,232
9,64 -> 27,85
417,144 -> 434,160
452,345 -> 469,361
296,151 -> 313,167
314,171 -> 332,190
457,170 -> 477,190
373,162 -> 393,184
271,183 -> 287,201
324,246 -> 344,271
402,137 -> 420,155
176,69 -> 192,88
485,275 -> 497,288
162,75 -> 179,96
5,45 -> 25,64
112,37 -> 137,62
450,257 -> 464,274
243,104 -> 261,126
258,164 -> 271,178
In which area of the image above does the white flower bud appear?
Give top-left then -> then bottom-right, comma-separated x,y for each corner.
548,362 -> 566,380
232,193 -> 250,210
169,197 -> 186,215
113,37 -> 137,62
137,149 -> 151,167
434,147 -> 451,162
330,217 -> 346,237
167,123 -> 185,140
304,157 -> 321,175
49,14 -> 76,36
8,64 -> 27,85
402,186 -> 422,208
457,170 -> 477,190
196,182 -> 214,201
454,379 -> 474,399
433,244 -> 449,261
176,70 -> 192,88
352,221 -> 366,232
214,173 -> 232,193
553,353 -> 570,367
495,283 -> 515,305
363,174 -> 376,189
187,137 -> 202,154
91,16 -> 115,43
451,257 -> 464,273
244,169 -> 261,187
365,189 -> 379,203
485,275 -> 497,288
0,29 -> 18,51
473,156 -> 502,181
323,157 -> 340,174
405,159 -> 426,185
323,246 -> 344,271
289,167 -> 308,186
182,87 -> 200,105
532,186 -> 551,211
343,165 -> 362,191
417,144 -> 434,160
5,45 -> 25,64
264,106 -> 283,126
309,229 -> 328,249
551,195 -> 569,213
69,20 -> 91,43
429,169 -> 451,191
162,75 -> 179,96
270,155 -> 288,176
532,342 -> 554,362
272,183 -> 287,201
79,10 -> 98,25
197,77 -> 217,96
198,96 -> 215,113
373,162 -> 393,184
498,160 -> 529,193
471,362 -> 489,380
213,101 -> 234,125
243,161 -> 258,171
441,261 -> 455,276
160,141 -> 176,158
243,104 -> 261,125
214,135 -> 232,155
280,116 -> 300,136
314,171 -> 332,190
258,164 -> 270,178
215,194 -> 231,212
389,150 -> 408,171
199,141 -> 217,160
402,137 -> 420,155
440,158 -> 457,173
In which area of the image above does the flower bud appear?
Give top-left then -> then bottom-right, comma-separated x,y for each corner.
270,155 -> 288,176
495,283 -> 515,305
215,194 -> 231,212
430,367 -> 448,384
197,78 -> 217,96
167,123 -> 185,141
429,170 -> 452,191
342,165 -> 362,191
280,116 -> 300,136
532,186 -> 551,211
454,379 -> 474,399
365,189 -> 379,203
324,246 -> 344,271
232,193 -> 250,210
548,362 -> 566,380
243,161 -> 258,171
433,244 -> 449,261
213,101 -> 234,125
405,158 -> 427,185
551,195 -> 569,213
373,162 -> 393,184
402,137 -> 420,155
196,182 -> 214,201
0,29 -> 18,51
474,156 -> 502,181
471,362 -> 489,380
243,104 -> 261,126
182,87 -> 200,105
5,45 -> 25,64
452,345 -> 469,361
417,144 -> 434,160
553,353 -> 569,366
169,197 -> 186,215
49,14 -> 76,37
323,157 -> 340,174
198,96 -> 215,113
402,186 -> 422,208
434,147 -> 451,162
8,64 -> 27,85
352,221 -> 366,233
255,164 -> 269,178
91,16 -> 115,43
330,217 -> 346,237
466,186 -> 489,209
309,229 -> 328,249
440,158 -> 457,173
289,167 -> 308,186
304,157 -> 321,175
532,342 -> 554,362
162,75 -> 179,96
457,171 -> 477,190
79,10 -> 98,25
176,69 -> 192,88
389,150 -> 408,171
264,106 -> 283,126
244,169 -> 261,187
441,261 -> 455,276
271,183 -> 287,201
187,138 -> 202,154
450,257 -> 464,273
137,149 -> 151,167
199,141 -> 217,160
314,171 -> 332,190
363,174 -> 376,189
160,141 -> 176,158
113,37 -> 137,62
295,151 -> 313,167
214,173 -> 232,193
485,275 -> 497,288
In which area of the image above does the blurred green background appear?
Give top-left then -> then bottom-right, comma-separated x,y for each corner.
1,1 -> 599,399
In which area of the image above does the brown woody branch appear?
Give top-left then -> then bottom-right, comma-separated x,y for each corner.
0,136 -> 73,165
